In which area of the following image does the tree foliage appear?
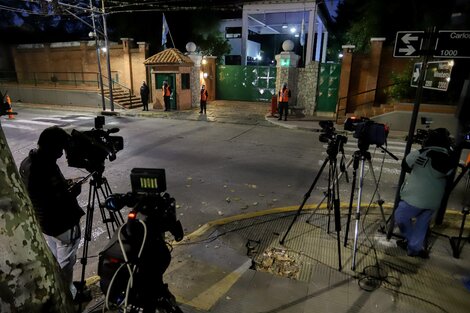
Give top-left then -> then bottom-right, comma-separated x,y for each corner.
330,0 -> 466,54
0,125 -> 74,312
186,13 -> 231,62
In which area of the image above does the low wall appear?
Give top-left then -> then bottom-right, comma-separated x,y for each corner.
372,111 -> 459,137
4,84 -> 111,108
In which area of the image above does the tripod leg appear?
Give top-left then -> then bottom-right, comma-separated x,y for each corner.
306,157 -> 353,224
280,157 -> 330,245
103,178 -> 124,225
451,208 -> 469,258
344,153 -> 359,246
327,164 -> 333,234
331,159 -> 342,271
77,180 -> 96,312
352,157 -> 366,271
366,158 -> 388,230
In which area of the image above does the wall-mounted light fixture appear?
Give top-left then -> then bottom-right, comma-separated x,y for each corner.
203,72 -> 208,78
290,27 -> 296,33
202,58 -> 207,65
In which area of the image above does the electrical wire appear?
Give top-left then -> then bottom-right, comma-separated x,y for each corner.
103,218 -> 147,312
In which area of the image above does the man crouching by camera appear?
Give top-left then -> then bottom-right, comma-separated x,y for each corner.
20,126 -> 85,300
394,128 -> 454,258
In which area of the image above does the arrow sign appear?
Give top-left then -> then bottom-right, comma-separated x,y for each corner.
401,33 -> 419,44
410,61 -> 453,91
394,31 -> 424,58
410,63 -> 422,87
399,45 -> 416,56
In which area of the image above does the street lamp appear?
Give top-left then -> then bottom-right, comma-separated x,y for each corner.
100,0 -> 114,112
88,6 -> 106,111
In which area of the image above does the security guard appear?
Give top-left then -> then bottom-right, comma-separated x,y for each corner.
162,81 -> 172,111
278,82 -> 291,121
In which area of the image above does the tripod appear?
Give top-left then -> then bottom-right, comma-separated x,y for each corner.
77,171 -> 124,310
280,135 -> 347,271
343,143 -> 398,271
432,162 -> 470,258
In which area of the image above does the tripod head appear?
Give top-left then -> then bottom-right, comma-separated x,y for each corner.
318,120 -> 348,159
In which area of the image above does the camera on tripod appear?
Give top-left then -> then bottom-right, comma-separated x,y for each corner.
319,120 -> 347,143
344,116 -> 388,148
98,168 -> 184,312
65,116 -> 124,174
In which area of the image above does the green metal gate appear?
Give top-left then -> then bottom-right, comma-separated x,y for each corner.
316,63 -> 341,112
216,65 -> 276,102
155,73 -> 177,109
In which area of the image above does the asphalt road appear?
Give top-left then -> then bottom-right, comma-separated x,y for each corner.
3,106 -> 466,282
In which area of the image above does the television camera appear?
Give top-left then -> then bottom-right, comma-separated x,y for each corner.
405,117 -> 434,145
344,117 -> 388,151
65,116 -> 123,175
319,120 -> 348,158
98,168 -> 184,313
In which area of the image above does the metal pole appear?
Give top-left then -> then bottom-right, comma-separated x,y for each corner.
90,0 -> 106,111
386,26 -> 435,240
101,0 -> 114,111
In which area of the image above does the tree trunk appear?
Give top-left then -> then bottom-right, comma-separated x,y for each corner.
0,124 -> 74,312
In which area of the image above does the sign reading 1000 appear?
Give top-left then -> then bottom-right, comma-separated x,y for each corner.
434,30 -> 470,59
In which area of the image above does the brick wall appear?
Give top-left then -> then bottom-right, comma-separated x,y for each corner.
10,40 -> 148,96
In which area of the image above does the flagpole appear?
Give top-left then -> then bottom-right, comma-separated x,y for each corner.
167,18 -> 176,48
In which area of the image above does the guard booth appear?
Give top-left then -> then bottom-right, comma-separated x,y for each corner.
144,48 -> 194,110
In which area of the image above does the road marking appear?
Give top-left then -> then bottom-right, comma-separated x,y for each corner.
186,259 -> 252,310
12,119 -> 57,126
0,123 -> 35,130
33,117 -> 76,122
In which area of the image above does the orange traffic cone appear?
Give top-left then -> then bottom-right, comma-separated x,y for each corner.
6,95 -> 14,119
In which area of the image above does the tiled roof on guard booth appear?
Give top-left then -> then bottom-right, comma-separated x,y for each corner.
143,48 -> 194,65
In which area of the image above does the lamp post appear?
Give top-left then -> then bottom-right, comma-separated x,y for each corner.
101,0 -> 114,111
89,0 -> 105,111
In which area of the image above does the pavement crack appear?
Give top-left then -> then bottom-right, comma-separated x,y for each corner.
227,125 -> 258,141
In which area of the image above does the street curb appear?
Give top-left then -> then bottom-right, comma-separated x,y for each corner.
177,202 -> 395,243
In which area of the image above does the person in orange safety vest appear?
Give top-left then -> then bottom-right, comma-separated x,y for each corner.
162,81 -> 172,111
200,84 -> 208,114
278,82 -> 291,121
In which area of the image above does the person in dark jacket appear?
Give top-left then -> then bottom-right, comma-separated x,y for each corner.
394,128 -> 453,258
200,84 -> 208,114
20,126 -> 84,299
140,81 -> 150,111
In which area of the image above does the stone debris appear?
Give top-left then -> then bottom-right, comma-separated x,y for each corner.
254,247 -> 300,280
